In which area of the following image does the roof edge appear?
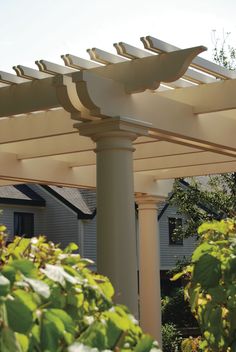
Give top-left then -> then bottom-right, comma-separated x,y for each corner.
40,185 -> 95,219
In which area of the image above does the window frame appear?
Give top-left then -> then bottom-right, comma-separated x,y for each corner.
14,212 -> 34,238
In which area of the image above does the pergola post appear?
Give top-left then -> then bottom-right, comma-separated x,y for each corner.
79,117 -> 149,317
136,194 -> 165,346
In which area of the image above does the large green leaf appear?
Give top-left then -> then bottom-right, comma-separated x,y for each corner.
208,287 -> 226,304
15,333 -> 29,352
79,320 -> 110,350
40,320 -> 61,352
104,307 -> 130,331
0,327 -> 21,352
45,309 -> 75,334
192,242 -> 215,262
0,274 -> 10,296
192,253 -> 221,288
43,310 -> 65,334
2,266 -> 16,285
95,275 -> 114,299
48,285 -> 66,308
188,285 -> 200,311
13,290 -> 38,311
11,260 -> 36,277
6,296 -> 33,333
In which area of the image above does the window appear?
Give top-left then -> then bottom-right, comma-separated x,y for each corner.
168,217 -> 183,245
14,212 -> 34,238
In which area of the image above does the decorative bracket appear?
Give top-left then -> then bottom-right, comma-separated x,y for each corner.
83,46 -> 206,94
54,45 -> 206,120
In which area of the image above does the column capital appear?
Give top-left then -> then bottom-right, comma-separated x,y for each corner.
76,116 -> 150,141
135,193 -> 166,207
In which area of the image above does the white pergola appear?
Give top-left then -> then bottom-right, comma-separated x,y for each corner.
0,36 -> 236,345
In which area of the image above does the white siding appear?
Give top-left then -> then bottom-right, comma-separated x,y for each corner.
158,205 -> 197,269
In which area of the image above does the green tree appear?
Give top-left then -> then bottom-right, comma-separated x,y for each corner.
171,175 -> 236,239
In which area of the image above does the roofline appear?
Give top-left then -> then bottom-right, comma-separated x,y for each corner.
0,198 -> 45,207
0,184 -> 46,207
157,193 -> 174,221
40,185 -> 96,219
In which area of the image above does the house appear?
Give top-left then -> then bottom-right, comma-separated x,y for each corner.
0,183 -> 197,274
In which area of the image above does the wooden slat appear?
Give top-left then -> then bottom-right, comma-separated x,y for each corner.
36,60 -> 76,75
13,65 -> 51,79
0,71 -> 29,84
142,36 -> 236,79
87,48 -> 127,65
114,42 -> 151,59
61,54 -> 101,69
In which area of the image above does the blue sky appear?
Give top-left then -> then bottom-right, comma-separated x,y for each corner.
1,0 -> 236,72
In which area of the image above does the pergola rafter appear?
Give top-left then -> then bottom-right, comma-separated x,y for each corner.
0,36 -> 235,345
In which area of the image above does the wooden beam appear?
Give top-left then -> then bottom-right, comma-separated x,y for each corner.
0,109 -> 76,144
0,150 -> 235,189
139,160 -> 236,179
1,134 -> 94,160
2,137 -> 199,161
159,77 -> 236,114
74,74 -> 236,155
133,152 -> 235,172
0,152 -> 96,188
0,77 -> 58,117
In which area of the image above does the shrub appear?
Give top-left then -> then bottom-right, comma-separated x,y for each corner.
162,287 -> 197,328
0,226 -> 161,352
161,323 -> 181,352
173,219 -> 236,351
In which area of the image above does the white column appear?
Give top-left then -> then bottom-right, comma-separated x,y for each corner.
136,194 -> 165,346
79,117 -> 149,317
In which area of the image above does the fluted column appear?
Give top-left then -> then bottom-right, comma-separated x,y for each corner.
136,194 -> 165,346
79,117 -> 149,317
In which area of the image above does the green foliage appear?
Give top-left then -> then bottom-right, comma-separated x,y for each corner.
162,288 -> 197,328
0,229 -> 161,352
212,30 -> 236,70
174,219 -> 236,352
161,324 -> 181,352
170,175 -> 236,239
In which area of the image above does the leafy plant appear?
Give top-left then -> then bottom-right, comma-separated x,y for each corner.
0,226 -> 161,352
173,219 -> 236,351
162,288 -> 197,328
161,323 -> 181,352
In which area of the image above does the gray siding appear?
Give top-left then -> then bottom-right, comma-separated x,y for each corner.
158,204 -> 197,269
0,204 -> 45,240
29,185 -> 79,248
0,185 -> 197,270
83,216 -> 97,265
